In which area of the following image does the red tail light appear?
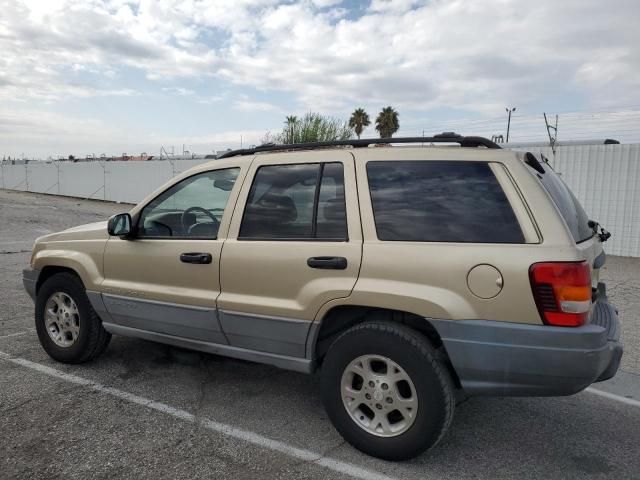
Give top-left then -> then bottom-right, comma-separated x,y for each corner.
529,262 -> 592,327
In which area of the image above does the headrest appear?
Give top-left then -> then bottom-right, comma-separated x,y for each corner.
254,193 -> 297,224
322,197 -> 345,222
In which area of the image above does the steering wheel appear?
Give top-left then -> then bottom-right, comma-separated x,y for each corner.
181,206 -> 219,235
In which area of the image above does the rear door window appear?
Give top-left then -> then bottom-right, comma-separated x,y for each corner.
525,155 -> 593,243
366,160 -> 524,243
239,162 -> 347,240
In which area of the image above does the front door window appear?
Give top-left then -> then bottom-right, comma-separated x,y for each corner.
138,168 -> 240,239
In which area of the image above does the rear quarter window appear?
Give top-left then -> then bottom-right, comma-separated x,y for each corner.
366,160 -> 525,243
525,154 -> 593,243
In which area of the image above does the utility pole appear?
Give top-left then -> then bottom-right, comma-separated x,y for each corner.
544,112 -> 559,155
505,107 -> 516,143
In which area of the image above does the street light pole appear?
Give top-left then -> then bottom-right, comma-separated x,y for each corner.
505,107 -> 516,143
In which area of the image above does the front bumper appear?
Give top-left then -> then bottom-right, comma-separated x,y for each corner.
431,298 -> 623,396
22,268 -> 40,302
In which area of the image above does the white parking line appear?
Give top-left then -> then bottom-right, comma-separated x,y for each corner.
0,330 -> 34,339
0,351 -> 397,480
585,387 -> 640,408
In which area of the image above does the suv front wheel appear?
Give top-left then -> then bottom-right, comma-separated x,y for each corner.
35,272 -> 111,363
320,321 -> 455,460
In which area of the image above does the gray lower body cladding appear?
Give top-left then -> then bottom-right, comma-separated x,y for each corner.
23,269 -> 622,395
22,268 -> 39,301
101,322 -> 313,373
218,310 -> 312,358
86,292 -> 315,372
431,300 -> 623,396
98,293 -> 227,345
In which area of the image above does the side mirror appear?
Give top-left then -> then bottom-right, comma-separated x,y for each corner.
107,213 -> 132,237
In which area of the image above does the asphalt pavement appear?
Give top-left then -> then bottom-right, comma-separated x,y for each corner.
1,189 -> 639,480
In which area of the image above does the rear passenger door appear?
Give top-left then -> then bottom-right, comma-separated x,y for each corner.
218,151 -> 362,358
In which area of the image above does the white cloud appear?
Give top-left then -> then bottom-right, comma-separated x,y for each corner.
148,129 -> 266,149
311,0 -> 343,7
0,109 -> 123,158
0,0 -> 216,101
369,0 -> 419,12
1,0 -> 640,155
208,0 -> 640,113
0,108 -> 264,157
2,0 -> 639,110
196,94 -> 226,105
233,95 -> 280,112
162,87 -> 195,96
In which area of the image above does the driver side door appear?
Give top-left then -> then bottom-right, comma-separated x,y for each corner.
101,166 -> 243,343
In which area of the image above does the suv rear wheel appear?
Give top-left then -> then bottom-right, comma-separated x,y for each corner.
320,322 -> 455,460
35,272 -> 111,363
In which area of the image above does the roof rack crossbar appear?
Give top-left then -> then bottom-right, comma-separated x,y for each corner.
218,133 -> 501,158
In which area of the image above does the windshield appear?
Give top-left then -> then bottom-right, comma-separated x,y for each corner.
525,153 -> 593,243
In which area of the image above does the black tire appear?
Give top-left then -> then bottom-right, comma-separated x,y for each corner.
35,272 -> 111,363
320,322 -> 455,461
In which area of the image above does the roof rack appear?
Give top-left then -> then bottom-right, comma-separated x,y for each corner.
217,132 -> 501,159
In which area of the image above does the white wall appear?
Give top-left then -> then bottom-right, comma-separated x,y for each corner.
2,145 -> 639,256
515,144 -> 640,257
1,163 -> 28,191
105,161 -> 174,204
0,159 -> 208,205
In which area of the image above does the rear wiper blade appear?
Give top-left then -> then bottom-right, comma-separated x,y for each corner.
588,220 -> 611,242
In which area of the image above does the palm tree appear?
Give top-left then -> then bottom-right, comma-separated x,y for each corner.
348,108 -> 371,139
375,106 -> 399,138
284,116 -> 298,144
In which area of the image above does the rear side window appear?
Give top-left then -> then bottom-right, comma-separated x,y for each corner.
239,162 -> 347,240
526,155 -> 593,243
366,161 -> 524,243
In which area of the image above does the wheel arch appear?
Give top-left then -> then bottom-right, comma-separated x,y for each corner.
32,249 -> 102,293
36,265 -> 83,295
310,305 -> 461,388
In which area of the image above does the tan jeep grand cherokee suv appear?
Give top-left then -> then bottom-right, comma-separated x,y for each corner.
23,134 -> 622,460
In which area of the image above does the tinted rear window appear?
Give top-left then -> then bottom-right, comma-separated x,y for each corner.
366,161 -> 524,243
526,155 -> 593,243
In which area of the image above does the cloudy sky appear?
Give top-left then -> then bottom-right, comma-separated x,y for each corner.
2,0 -> 640,158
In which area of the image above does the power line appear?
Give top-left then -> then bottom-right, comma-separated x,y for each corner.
399,107 -> 640,144
401,113 -> 640,132
401,108 -> 640,128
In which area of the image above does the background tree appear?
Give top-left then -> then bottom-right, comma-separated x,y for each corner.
375,106 -> 400,138
348,108 -> 371,139
285,116 -> 298,143
265,112 -> 353,144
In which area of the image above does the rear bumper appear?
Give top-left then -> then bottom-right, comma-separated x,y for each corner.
431,299 -> 623,396
22,268 -> 40,302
